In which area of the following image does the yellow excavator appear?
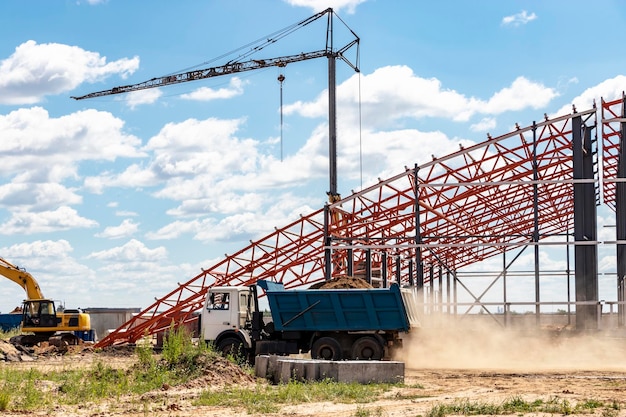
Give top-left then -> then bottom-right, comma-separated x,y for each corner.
0,256 -> 93,347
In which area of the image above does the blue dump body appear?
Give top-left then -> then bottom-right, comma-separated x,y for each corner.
257,280 -> 410,333
0,313 -> 22,332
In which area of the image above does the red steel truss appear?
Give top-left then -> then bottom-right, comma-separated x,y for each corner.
96,100 -> 621,348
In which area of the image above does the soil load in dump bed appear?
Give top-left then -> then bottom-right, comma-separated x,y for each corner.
308,276 -> 373,289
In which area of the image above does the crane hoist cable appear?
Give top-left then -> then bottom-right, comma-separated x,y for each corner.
278,72 -> 286,162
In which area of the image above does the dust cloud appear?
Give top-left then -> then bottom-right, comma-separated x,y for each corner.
395,316 -> 626,372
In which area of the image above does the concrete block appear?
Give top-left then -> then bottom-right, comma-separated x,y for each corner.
257,357 -> 405,384
318,361 -> 336,381
335,361 -> 404,384
275,360 -> 293,383
254,355 -> 269,378
303,360 -> 320,381
268,355 -> 280,383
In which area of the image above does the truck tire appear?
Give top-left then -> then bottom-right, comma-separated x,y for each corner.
217,337 -> 250,364
351,336 -> 383,360
311,337 -> 342,360
218,337 -> 243,357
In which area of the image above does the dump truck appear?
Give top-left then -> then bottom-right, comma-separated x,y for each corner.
200,279 -> 420,362
0,256 -> 95,346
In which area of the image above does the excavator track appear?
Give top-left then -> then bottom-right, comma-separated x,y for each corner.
48,333 -> 81,348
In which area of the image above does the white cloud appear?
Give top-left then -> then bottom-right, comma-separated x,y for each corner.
283,0 -> 365,14
0,41 -> 139,105
0,207 -> 98,235
0,107 -> 145,220
484,76 -> 558,113
87,238 -> 167,262
84,116 -> 262,197
286,66 -> 558,126
0,239 -> 97,307
0,107 -> 144,180
125,89 -> 162,109
0,183 -> 82,212
95,219 -> 140,239
553,75 -> 626,116
180,77 -> 247,101
502,10 -> 537,27
470,117 -> 497,133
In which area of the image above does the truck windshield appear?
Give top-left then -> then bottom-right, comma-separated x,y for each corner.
207,292 -> 230,310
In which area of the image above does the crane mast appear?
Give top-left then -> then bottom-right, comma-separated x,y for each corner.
72,8 -> 359,202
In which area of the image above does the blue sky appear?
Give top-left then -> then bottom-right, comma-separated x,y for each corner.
1,0 -> 625,311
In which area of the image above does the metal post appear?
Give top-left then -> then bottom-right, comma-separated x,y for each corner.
365,249 -> 372,285
453,270 -> 458,316
395,254 -> 401,284
438,265 -> 443,314
414,164 -> 424,289
446,270 -> 451,314
382,252 -> 388,288
567,232 -> 572,325
617,94 -> 626,327
323,204 -> 332,281
573,115 -> 599,329
532,121 -> 541,323
327,17 -> 338,201
503,250 -> 508,326
347,242 -> 353,277
429,264 -> 434,313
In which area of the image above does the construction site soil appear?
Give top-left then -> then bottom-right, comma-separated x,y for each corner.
2,325 -> 626,417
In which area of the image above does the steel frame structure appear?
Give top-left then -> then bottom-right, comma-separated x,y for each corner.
96,98 -> 625,348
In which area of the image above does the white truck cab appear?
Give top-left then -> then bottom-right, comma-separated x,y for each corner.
200,286 -> 258,356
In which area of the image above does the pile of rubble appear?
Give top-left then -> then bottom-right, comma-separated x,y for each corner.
0,338 -> 90,362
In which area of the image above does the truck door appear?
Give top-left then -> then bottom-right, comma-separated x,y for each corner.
203,290 -> 235,340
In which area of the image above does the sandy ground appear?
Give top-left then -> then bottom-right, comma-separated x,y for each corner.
2,325 -> 626,417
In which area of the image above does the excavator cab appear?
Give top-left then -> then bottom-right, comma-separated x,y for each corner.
22,299 -> 58,328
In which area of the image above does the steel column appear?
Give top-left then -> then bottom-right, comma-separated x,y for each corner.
572,115 -> 599,329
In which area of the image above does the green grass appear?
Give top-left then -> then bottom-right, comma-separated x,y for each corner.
426,395 -> 622,417
0,325 -> 220,412
194,378 -> 394,414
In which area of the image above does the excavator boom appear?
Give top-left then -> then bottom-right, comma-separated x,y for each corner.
0,257 -> 44,300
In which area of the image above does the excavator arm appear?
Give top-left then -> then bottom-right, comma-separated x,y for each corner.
0,257 -> 45,300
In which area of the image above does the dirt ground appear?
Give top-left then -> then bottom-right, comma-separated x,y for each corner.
2,324 -> 626,417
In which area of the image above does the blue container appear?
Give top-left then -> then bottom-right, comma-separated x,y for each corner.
257,280 -> 410,333
0,313 -> 22,332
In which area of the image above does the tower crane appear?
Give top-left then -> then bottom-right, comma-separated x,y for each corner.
72,7 -> 360,203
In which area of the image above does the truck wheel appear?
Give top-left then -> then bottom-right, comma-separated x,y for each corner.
351,336 -> 383,360
217,337 -> 247,363
311,337 -> 342,360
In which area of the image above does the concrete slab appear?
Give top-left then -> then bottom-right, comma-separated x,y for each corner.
254,355 -> 405,384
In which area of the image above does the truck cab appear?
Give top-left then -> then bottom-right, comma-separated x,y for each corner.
200,286 -> 259,358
